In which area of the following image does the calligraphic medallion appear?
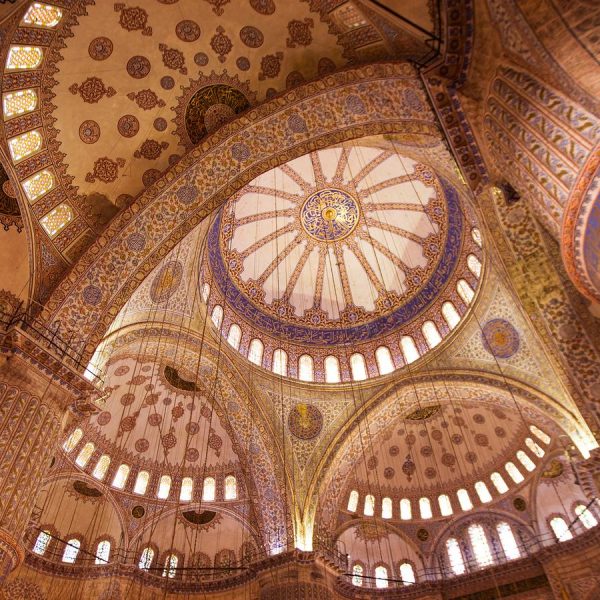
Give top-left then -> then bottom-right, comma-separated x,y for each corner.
300,188 -> 360,242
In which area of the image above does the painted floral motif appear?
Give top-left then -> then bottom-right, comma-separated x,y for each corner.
288,403 -> 323,439
79,120 -> 100,144
69,77 -> 115,103
259,52 -> 283,80
203,0 -> 230,15
159,43 -> 187,74
134,139 -> 169,160
481,318 -> 520,358
149,260 -> 183,302
126,55 -> 151,78
287,18 -> 313,47
250,0 -> 275,15
240,25 -> 264,48
117,114 -> 139,137
114,4 -> 152,35
176,20 -> 201,42
88,37 -> 113,60
210,26 -> 232,63
127,89 -> 165,110
85,157 -> 125,183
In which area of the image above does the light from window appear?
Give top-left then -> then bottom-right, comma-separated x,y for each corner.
22,169 -> 54,202
525,437 -> 545,458
92,455 -> 110,480
375,346 -> 394,375
490,472 -> 509,494
438,494 -> 453,516
400,498 -> 412,520
139,547 -> 154,570
446,537 -> 466,575
33,530 -> 51,555
3,89 -> 38,118
575,504 -> 598,529
550,516 -> 573,542
471,227 -> 482,247
457,488 -> 473,511
324,355 -> 341,383
400,336 -> 419,364
467,254 -> 482,278
505,462 -> 524,483
419,497 -> 432,519
382,496 -> 392,519
62,539 -> 80,563
22,3 -> 63,27
475,481 -> 492,503
364,494 -> 375,516
469,523 -> 494,567
457,279 -> 475,305
134,471 -> 149,495
201,282 -> 210,303
157,475 -> 171,499
6,46 -> 43,70
529,425 -> 550,445
203,476 -> 215,501
211,305 -> 223,329
347,490 -> 359,512
75,442 -> 95,467
442,301 -> 460,329
422,320 -> 442,348
95,540 -> 111,564
40,203 -> 74,238
272,349 -> 288,376
375,565 -> 388,588
112,464 -> 130,489
248,338 -> 264,366
8,130 -> 42,162
497,522 -> 520,560
298,354 -> 314,381
63,428 -> 83,452
350,353 -> 368,381
516,450 -> 535,472
399,562 -> 415,585
227,324 -> 242,349
225,475 -> 237,500
180,477 -> 193,501
352,563 -> 363,586
163,554 -> 178,578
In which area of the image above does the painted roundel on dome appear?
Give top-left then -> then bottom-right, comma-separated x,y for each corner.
300,188 -> 360,241
481,318 -> 520,358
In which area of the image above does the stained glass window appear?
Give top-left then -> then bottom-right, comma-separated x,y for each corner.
134,471 -> 149,495
33,530 -> 51,555
92,455 -> 110,480
422,320 -> 442,348
298,354 -> 314,382
468,524 -> 493,567
112,464 -> 130,489
457,488 -> 473,511
157,475 -> 171,499
375,565 -> 388,588
22,169 -> 54,202
497,522 -> 520,559
525,437 -> 545,458
505,462 -> 524,483
400,336 -> 419,364
446,537 -> 465,575
22,3 -> 63,27
399,562 -> 415,585
163,554 -> 178,578
419,497 -> 432,519
467,254 -> 482,278
139,547 -> 154,570
350,353 -> 367,381
62,539 -> 80,563
438,494 -> 453,516
442,301 -> 460,329
529,425 -> 551,444
347,490 -> 359,512
490,472 -> 509,494
227,324 -> 241,349
352,563 -> 363,586
211,305 -> 223,329
225,475 -> 237,500
457,279 -> 474,305
400,498 -> 412,520
516,450 -> 536,472
40,203 -> 74,238
475,481 -> 492,503
363,494 -> 375,516
248,339 -> 264,366
8,130 -> 42,162
324,355 -> 341,383
202,476 -> 215,501
3,89 -> 38,118
272,349 -> 288,376
381,496 -> 392,519
75,442 -> 94,467
6,46 -> 43,70
63,428 -> 83,452
375,346 -> 394,375
180,477 -> 193,501
550,516 -> 573,542
575,504 -> 598,529
95,540 -> 110,564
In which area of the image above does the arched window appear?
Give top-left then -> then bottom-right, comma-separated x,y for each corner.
442,301 -> 460,329
516,450 -> 536,472
375,346 -> 394,375
92,455 -> 110,480
525,437 -> 545,458
497,522 -> 520,560
446,537 -> 466,575
575,504 -> 598,529
351,563 -> 363,586
374,565 -> 388,588
475,481 -> 492,503
75,442 -> 95,467
422,320 -> 442,348
298,354 -> 314,382
400,498 -> 412,520
529,425 -> 550,444
139,547 -> 154,570
324,355 -> 341,383
227,324 -> 242,349
350,353 -> 368,381
471,227 -> 482,247
180,477 -> 193,502
41,203 -> 74,238
23,169 -> 54,201
490,472 -> 509,494
400,336 -> 419,364
364,494 -> 375,517
550,516 -> 573,542
419,497 -> 432,519
248,339 -> 264,366
438,494 -> 453,516
163,554 -> 178,578
62,539 -> 81,563
225,475 -> 237,500
505,462 -> 524,483
8,130 -> 42,162
468,524 -> 494,567
33,530 -> 51,555
467,254 -> 482,278
457,488 -> 473,511
3,89 -> 38,118
272,349 -> 288,376
399,562 -> 416,585
22,3 -> 63,27
112,464 -> 130,489
347,490 -> 359,512
201,282 -> 210,303
457,279 -> 475,305
6,46 -> 44,70
203,477 -> 216,501
382,497 -> 392,519
211,305 -> 223,329
134,471 -> 149,495
95,540 -> 111,564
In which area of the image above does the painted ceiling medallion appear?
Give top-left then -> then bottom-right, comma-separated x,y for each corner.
300,188 -> 360,242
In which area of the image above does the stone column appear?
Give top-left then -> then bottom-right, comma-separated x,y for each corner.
0,324 -> 98,580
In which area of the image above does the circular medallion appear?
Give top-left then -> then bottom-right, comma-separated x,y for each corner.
79,120 -> 100,143
132,505 -> 145,518
288,403 -> 323,439
300,188 -> 360,242
481,318 -> 520,358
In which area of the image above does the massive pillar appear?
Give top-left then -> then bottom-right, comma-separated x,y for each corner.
0,321 -> 97,580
